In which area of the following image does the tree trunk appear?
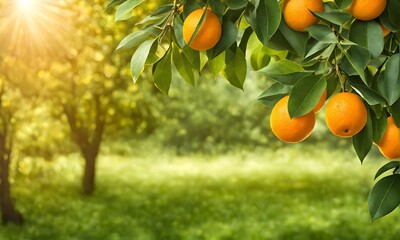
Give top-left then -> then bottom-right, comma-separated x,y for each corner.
0,141 -> 23,225
82,150 -> 97,195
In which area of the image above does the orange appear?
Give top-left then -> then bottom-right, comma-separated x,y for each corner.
182,8 -> 222,51
350,0 -> 386,21
283,0 -> 325,32
377,116 -> 400,160
270,96 -> 316,143
379,22 -> 391,37
313,88 -> 327,113
325,92 -> 367,138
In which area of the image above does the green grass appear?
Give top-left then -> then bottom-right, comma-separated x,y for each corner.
2,145 -> 400,240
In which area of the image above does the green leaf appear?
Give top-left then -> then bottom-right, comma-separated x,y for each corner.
288,75 -> 327,118
259,60 -> 312,85
352,111 -> 373,163
239,27 -> 253,56
115,0 -> 145,21
312,10 -> 352,26
385,0 -> 400,31
183,47 -> 200,71
208,52 -> 225,77
130,39 -> 155,83
335,0 -> 352,9
392,99 -> 400,127
326,72 -> 339,99
375,162 -> 400,180
225,0 -> 248,10
379,54 -> 400,106
349,21 -> 384,58
106,0 -> 127,10
117,27 -> 160,51
305,41 -> 330,59
348,76 -> 386,105
154,49 -> 172,94
151,4 -> 173,16
247,0 -> 281,45
257,83 -> 291,108
224,48 -> 247,90
307,25 -> 337,43
172,45 -> 195,86
369,174 -> 400,221
371,110 -> 388,144
210,19 -> 238,59
341,45 -> 371,82
173,16 -> 186,49
277,20 -> 309,57
250,45 -> 271,71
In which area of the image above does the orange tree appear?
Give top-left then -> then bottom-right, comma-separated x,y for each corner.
107,0 -> 400,221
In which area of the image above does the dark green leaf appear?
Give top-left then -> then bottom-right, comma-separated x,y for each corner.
391,99 -> 400,127
312,10 -> 352,26
369,174 -> 400,221
341,45 -> 371,82
288,75 -> 327,118
379,54 -> 400,106
307,25 -> 337,43
257,83 -> 291,108
259,60 -> 312,85
352,111 -> 373,163
115,0 -> 145,21
371,110 -> 388,144
247,0 -> 281,45
375,162 -> 400,180
326,72 -> 339,99
349,21 -> 384,58
335,0 -> 352,9
151,4 -> 173,16
183,47 -> 200,71
348,76 -> 386,105
224,48 -> 247,89
154,49 -> 172,94
305,41 -> 330,59
172,45 -> 195,86
173,16 -> 186,49
130,39 -> 155,83
210,19 -> 238,59
278,20 -> 309,57
225,0 -> 248,10
239,27 -> 253,56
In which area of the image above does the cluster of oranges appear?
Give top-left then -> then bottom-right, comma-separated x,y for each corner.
270,91 -> 400,160
274,0 -> 398,160
283,0 -> 390,35
180,1 -> 398,161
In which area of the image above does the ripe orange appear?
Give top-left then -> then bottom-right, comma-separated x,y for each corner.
325,92 -> 367,138
377,116 -> 400,160
283,0 -> 325,32
313,88 -> 327,113
379,22 -> 391,37
182,8 -> 222,51
350,0 -> 386,21
270,96 -> 316,143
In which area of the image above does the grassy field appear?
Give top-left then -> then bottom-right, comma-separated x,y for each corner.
1,144 -> 400,240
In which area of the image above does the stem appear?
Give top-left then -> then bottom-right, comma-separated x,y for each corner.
334,46 -> 346,91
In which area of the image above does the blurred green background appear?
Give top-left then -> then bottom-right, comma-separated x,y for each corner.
0,0 -> 399,239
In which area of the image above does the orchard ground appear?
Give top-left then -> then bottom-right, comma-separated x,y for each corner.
2,142 -> 400,240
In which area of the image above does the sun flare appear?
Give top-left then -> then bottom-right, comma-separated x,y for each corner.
18,0 -> 33,11
0,0 -> 73,60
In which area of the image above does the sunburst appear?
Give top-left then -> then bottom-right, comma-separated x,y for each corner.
0,0 -> 73,61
